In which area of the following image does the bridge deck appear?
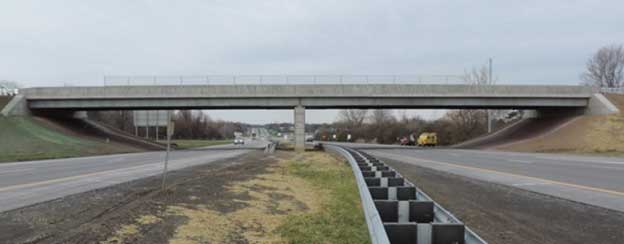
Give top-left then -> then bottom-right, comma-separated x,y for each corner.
23,84 -> 593,110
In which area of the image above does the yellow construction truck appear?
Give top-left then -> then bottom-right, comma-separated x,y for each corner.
417,132 -> 437,147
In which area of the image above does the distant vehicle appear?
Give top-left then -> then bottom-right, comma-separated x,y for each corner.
399,136 -> 409,145
417,132 -> 437,147
400,133 -> 417,146
233,138 -> 244,145
251,132 -> 257,140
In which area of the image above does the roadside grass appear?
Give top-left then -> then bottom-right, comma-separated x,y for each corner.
277,152 -> 370,244
172,139 -> 231,149
99,151 -> 369,243
0,96 -> 10,109
0,117 -> 140,162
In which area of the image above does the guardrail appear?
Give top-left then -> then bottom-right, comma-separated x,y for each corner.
0,83 -> 19,96
324,144 -> 390,244
601,87 -> 624,94
324,144 -> 487,244
100,75 -> 465,86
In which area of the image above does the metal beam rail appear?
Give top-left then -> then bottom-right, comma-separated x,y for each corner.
324,144 -> 391,244
95,75 -> 465,86
324,144 -> 487,244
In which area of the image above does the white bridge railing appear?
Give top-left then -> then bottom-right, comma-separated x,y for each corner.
101,75 -> 464,86
0,82 -> 19,96
601,87 -> 624,94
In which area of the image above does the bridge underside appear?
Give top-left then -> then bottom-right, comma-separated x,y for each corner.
27,97 -> 592,152
28,97 -> 588,110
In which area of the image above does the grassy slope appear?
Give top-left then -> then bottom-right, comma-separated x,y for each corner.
0,96 -> 10,109
171,139 -> 231,149
499,94 -> 624,156
277,153 -> 370,244
0,117 -> 141,162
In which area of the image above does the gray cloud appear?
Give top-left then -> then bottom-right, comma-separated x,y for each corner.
1,0 -> 623,122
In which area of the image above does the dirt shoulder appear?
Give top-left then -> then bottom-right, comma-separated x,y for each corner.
383,158 -> 624,244
0,151 -> 367,244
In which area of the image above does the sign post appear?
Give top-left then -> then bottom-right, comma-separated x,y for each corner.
161,111 -> 174,191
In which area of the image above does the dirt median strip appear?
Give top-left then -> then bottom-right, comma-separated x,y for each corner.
0,151 -> 368,244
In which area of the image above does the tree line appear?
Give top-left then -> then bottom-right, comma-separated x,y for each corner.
88,110 -> 249,140
314,109 -> 516,146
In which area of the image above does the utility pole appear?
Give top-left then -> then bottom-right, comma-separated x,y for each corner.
487,58 -> 493,133
161,111 -> 173,191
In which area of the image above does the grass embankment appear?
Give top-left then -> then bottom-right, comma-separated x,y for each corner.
0,96 -> 11,109
172,139 -> 231,149
500,94 -> 624,156
102,152 -> 369,243
0,117 -> 141,162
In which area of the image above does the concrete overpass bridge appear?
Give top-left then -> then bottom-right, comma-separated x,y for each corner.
2,84 -> 617,151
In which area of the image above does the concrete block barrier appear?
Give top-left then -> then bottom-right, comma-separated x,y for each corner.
365,177 -> 405,187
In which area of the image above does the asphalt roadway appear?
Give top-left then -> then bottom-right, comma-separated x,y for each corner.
0,140 -> 267,213
350,146 -> 624,212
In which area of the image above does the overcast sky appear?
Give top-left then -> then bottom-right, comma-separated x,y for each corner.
2,1 -> 623,123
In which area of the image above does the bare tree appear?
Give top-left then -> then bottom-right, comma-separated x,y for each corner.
337,109 -> 368,127
582,44 -> 624,88
463,64 -> 495,85
368,110 -> 394,125
445,110 -> 487,143
368,110 -> 396,143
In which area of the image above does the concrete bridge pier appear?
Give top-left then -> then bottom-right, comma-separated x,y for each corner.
294,105 -> 305,152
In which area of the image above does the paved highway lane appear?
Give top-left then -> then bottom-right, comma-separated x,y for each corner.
0,140 -> 267,212
351,147 -> 624,212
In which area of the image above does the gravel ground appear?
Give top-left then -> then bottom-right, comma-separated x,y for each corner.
383,158 -> 624,244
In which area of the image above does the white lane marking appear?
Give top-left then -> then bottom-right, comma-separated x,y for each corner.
0,168 -> 32,175
512,182 -> 551,187
532,155 -> 624,166
505,159 -> 534,164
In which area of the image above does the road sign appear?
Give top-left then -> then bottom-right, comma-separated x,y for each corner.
133,110 -> 169,127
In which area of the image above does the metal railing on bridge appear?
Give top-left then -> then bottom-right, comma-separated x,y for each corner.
100,75 -> 464,86
601,87 -> 624,94
0,82 -> 19,96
